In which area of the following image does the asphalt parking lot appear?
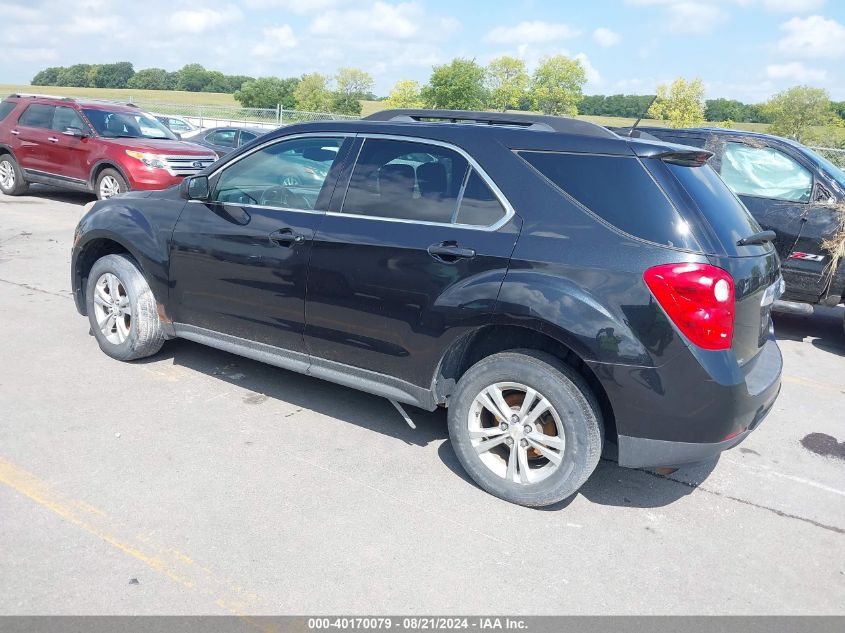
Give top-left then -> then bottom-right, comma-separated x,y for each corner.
1,187 -> 843,615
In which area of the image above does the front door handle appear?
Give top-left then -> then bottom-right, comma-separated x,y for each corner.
269,228 -> 305,246
10,130 -> 19,136
427,242 -> 476,261
48,137 -> 59,143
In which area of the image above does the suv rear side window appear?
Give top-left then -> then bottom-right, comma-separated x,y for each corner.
342,139 -> 469,224
519,151 -> 696,248
18,104 -> 55,129
0,101 -> 16,122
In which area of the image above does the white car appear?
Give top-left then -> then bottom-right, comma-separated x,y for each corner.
151,113 -> 201,137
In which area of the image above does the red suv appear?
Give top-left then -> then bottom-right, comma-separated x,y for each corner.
0,94 -> 217,199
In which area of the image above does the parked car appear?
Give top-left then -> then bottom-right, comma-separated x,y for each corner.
618,126 -> 845,326
152,113 -> 201,136
189,126 -> 271,156
71,109 -> 783,507
0,94 -> 217,199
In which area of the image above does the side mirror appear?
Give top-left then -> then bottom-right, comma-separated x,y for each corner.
63,126 -> 85,138
182,175 -> 210,201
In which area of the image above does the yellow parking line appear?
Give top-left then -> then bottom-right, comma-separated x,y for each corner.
783,374 -> 845,394
0,456 -> 276,629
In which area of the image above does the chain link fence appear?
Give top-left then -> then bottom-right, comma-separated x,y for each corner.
133,101 -> 357,130
809,147 -> 845,169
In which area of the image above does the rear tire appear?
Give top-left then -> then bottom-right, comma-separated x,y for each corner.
86,254 -> 165,361
0,154 -> 29,196
448,350 -> 603,507
95,168 -> 129,200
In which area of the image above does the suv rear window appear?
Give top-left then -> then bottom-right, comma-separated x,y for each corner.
0,101 -> 16,122
519,151 -> 699,249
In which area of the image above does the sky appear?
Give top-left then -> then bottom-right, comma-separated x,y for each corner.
1,0 -> 844,102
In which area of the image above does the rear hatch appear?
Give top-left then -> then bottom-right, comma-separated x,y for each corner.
637,144 -> 780,365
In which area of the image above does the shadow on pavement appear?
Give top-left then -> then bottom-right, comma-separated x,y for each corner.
773,304 -> 845,356
143,338 -> 721,511
9,185 -> 95,206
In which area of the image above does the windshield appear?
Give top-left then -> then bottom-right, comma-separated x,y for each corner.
82,109 -> 178,140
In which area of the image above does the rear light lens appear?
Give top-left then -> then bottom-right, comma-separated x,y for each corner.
643,263 -> 735,350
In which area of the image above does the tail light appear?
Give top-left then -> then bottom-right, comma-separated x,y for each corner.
643,263 -> 734,350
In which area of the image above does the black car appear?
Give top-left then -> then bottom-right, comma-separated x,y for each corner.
621,126 -> 845,325
71,109 -> 783,507
189,126 -> 271,156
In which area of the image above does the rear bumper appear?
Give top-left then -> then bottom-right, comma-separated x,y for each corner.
590,336 -> 783,469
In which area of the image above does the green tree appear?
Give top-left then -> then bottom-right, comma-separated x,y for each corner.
704,98 -> 746,122
331,67 -> 374,116
31,67 -> 63,86
56,64 -> 94,88
201,71 -> 230,93
294,73 -> 332,112
90,62 -> 135,89
127,68 -> 170,90
235,77 -> 300,109
224,75 -> 254,93
647,78 -> 705,128
176,64 -> 211,92
485,56 -> 529,112
764,86 -> 836,142
531,55 -> 586,116
422,58 -> 487,110
384,80 -> 423,108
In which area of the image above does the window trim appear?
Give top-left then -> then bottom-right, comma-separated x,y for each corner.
329,133 -> 515,232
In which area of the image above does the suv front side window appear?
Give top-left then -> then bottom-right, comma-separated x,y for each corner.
18,104 -> 56,129
212,136 -> 344,211
52,106 -> 87,134
720,142 -> 813,203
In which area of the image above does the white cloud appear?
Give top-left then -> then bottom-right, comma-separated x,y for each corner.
169,6 -> 242,34
664,3 -> 728,33
251,25 -> 298,57
765,61 -> 827,81
762,0 -> 825,11
310,2 -> 448,40
484,21 -> 580,44
63,16 -> 120,35
575,53 -> 602,85
243,0 -> 347,12
777,15 -> 845,58
593,27 -> 621,47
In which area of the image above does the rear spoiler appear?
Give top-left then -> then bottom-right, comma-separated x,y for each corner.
630,143 -> 714,166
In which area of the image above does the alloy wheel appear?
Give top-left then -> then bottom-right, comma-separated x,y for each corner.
468,382 -> 566,485
99,175 -> 121,199
93,272 -> 132,345
0,160 -> 15,191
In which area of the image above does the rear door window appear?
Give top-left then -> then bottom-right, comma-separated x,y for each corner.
342,138 -> 469,224
207,130 -> 237,147
519,151 -> 697,249
239,131 -> 257,145
720,142 -> 812,202
454,170 -> 507,226
18,104 -> 55,129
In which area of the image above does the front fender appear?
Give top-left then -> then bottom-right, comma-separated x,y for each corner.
72,196 -> 185,317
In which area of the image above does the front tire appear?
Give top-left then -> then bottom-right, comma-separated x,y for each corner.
0,154 -> 29,196
95,168 -> 129,200
448,350 -> 603,507
86,254 -> 165,361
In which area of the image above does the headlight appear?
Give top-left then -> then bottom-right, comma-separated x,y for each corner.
126,150 -> 167,169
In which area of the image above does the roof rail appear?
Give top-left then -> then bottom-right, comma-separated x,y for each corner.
8,93 -> 138,108
363,108 -> 617,139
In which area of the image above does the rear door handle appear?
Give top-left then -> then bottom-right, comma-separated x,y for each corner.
269,228 -> 305,246
48,137 -> 59,143
427,242 -> 476,261
10,130 -> 19,135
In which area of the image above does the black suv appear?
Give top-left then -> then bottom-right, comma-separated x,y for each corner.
71,109 -> 783,507
622,126 -> 845,326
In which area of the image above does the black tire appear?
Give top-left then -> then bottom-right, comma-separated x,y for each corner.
448,350 -> 603,507
0,154 -> 29,196
95,168 -> 129,200
86,254 -> 165,361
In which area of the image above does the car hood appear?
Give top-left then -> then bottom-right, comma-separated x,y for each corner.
99,137 -> 215,156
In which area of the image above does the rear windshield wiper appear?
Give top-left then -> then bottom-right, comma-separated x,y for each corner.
737,230 -> 777,246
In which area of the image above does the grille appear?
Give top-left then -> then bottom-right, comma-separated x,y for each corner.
162,155 -> 217,177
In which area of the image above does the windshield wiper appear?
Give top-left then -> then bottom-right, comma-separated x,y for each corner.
737,230 -> 777,246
